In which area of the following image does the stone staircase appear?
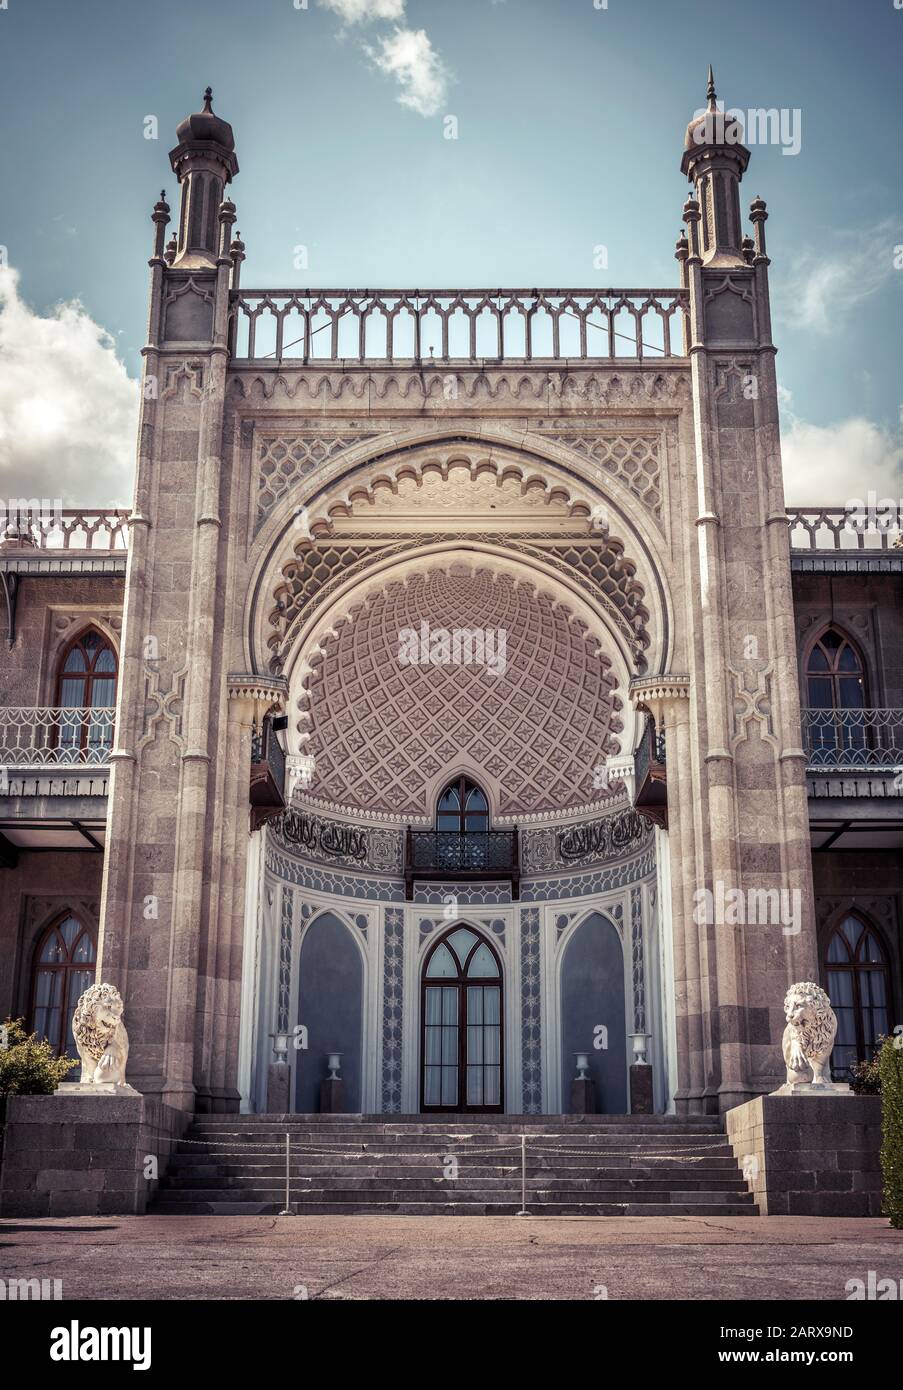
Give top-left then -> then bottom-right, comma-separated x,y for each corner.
150,1114 -> 758,1216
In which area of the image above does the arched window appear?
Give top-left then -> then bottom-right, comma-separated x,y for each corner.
30,912 -> 97,1057
55,628 -> 118,760
436,776 -> 489,833
805,628 -> 867,761
421,926 -> 502,1112
806,628 -> 867,711
825,913 -> 891,1078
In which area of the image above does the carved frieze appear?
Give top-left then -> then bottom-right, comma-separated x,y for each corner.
272,806 -> 403,874
522,806 -> 651,874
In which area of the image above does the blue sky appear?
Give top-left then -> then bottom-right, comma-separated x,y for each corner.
0,0 -> 901,503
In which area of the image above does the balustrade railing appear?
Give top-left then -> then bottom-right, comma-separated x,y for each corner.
802,708 -> 903,769
404,826 -> 520,900
0,707 -> 115,765
409,829 -> 518,874
0,509 -> 130,552
787,507 -> 903,552
229,288 -> 689,364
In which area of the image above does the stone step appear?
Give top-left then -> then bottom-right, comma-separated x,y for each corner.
165,1156 -> 744,1178
149,1114 -> 757,1217
158,1174 -> 750,1193
191,1112 -> 722,1123
154,1184 -> 754,1204
151,1200 -> 758,1217
190,1113 -> 724,1127
179,1134 -> 734,1151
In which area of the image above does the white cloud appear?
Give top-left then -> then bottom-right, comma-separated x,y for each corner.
780,396 -> 903,506
366,26 -> 451,117
778,221 -> 899,334
0,267 -> 138,508
319,0 -> 405,22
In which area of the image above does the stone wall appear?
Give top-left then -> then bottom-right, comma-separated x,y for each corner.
725,1093 -> 883,1216
0,1093 -> 187,1217
0,851 -> 104,1021
0,575 -> 123,705
792,571 -> 903,707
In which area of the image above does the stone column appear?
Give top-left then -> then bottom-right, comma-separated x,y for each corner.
629,677 -> 707,1113
193,676 -> 287,1113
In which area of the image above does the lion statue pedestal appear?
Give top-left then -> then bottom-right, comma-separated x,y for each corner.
770,981 -> 852,1097
54,982 -> 141,1097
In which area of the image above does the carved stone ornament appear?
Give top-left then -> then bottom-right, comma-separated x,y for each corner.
771,981 -> 851,1096
55,982 -> 140,1096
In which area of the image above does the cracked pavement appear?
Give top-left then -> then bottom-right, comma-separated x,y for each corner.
1,1214 -> 901,1300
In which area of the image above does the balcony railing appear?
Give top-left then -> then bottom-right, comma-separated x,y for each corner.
787,508 -> 903,552
633,716 -> 668,829
0,707 -> 115,765
404,827 -> 520,900
0,509 -> 130,552
229,288 -> 689,364
249,717 -> 287,830
802,709 -> 903,770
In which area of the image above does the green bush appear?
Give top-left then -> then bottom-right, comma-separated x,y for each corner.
0,1018 -> 78,1097
849,1050 -> 883,1096
879,1033 -> 903,1229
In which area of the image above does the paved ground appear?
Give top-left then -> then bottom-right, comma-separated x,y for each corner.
1,1214 -> 901,1300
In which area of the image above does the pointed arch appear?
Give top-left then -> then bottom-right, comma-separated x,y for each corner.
824,910 -> 892,1078
29,909 -> 97,1057
54,625 -> 118,759
421,923 -> 503,1112
804,624 -> 868,711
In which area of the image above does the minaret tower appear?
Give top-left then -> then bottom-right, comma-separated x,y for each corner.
665,71 -> 818,1113
98,90 -> 248,1112
680,66 -> 750,267
168,87 -> 239,267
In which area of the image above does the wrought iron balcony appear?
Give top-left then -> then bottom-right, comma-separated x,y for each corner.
404,827 -> 520,901
0,707 -> 115,766
249,717 -> 287,830
228,287 -> 688,364
802,709 -> 903,770
633,715 -> 668,829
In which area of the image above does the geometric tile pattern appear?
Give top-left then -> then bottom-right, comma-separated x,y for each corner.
521,844 -> 657,901
545,433 -> 663,521
631,884 -> 646,1034
520,907 -> 543,1114
381,907 -> 405,1113
257,433 -> 379,528
269,532 -> 651,675
300,565 -> 623,818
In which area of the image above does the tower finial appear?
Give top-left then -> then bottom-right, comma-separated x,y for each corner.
203,86 -> 213,111
706,65 -> 717,111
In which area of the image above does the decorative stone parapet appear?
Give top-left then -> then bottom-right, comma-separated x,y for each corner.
0,1093 -> 187,1217
628,673 -> 691,716
725,1093 -> 883,1217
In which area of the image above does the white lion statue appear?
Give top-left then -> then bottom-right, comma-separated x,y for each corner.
72,982 -> 129,1086
782,981 -> 837,1087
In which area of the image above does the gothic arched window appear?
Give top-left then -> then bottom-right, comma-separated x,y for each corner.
30,912 -> 97,1057
436,776 -> 489,833
806,627 -> 867,712
421,925 -> 503,1111
805,628 -> 867,761
55,628 -> 118,759
825,913 -> 891,1078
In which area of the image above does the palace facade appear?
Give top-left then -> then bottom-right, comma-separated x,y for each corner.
1,80 -> 901,1125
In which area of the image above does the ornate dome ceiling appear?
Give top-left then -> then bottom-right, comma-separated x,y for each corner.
297,564 -> 624,822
